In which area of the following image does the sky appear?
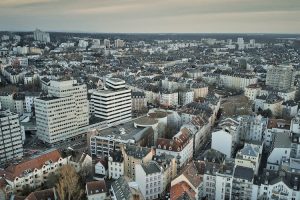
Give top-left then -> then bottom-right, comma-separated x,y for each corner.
0,0 -> 299,33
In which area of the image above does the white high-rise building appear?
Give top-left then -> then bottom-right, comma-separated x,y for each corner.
237,37 -> 245,50
33,29 -> 50,43
35,80 -> 89,144
47,80 -> 89,127
114,39 -> 125,48
103,39 -> 110,48
0,110 -> 23,162
92,78 -> 132,124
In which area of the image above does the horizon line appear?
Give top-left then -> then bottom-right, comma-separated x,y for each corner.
0,30 -> 300,35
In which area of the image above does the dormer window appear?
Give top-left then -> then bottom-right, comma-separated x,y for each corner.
169,147 -> 172,151
158,145 -> 161,149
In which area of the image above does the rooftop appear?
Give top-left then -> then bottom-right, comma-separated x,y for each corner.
273,132 -> 291,148
233,166 -> 254,182
140,161 -> 161,175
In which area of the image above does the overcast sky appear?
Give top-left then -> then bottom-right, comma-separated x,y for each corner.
0,0 -> 299,33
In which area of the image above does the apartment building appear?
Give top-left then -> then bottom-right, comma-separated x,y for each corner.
0,149 -> 66,191
0,110 -> 23,162
122,145 -> 154,179
135,161 -> 163,200
266,65 -> 294,91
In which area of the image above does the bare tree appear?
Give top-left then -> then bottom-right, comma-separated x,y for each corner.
56,165 -> 84,200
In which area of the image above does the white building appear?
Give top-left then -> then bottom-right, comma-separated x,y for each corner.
94,159 -> 108,179
0,149 -> 67,191
92,78 -> 132,124
237,37 -> 245,50
47,80 -> 89,128
35,96 -> 82,144
267,131 -> 291,171
24,92 -> 40,113
159,91 -> 178,107
235,143 -> 262,175
115,39 -> 125,48
108,151 -> 124,179
135,161 -> 163,200
33,29 -> 50,43
219,73 -> 257,90
103,39 -> 110,48
178,90 -> 194,106
256,170 -> 300,200
0,110 -> 23,162
78,40 -> 89,48
211,129 -> 234,158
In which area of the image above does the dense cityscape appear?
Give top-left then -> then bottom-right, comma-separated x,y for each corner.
0,29 -> 299,200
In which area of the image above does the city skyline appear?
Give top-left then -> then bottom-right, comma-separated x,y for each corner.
0,0 -> 300,34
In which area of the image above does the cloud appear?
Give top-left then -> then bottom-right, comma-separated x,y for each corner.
0,0 -> 299,33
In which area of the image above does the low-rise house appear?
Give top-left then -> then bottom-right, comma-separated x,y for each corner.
94,159 -> 108,180
25,188 -> 59,200
0,149 -> 67,192
86,180 -> 108,200
108,151 -> 124,179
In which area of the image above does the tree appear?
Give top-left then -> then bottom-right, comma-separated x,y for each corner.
261,109 -> 273,118
56,165 -> 84,200
45,172 -> 59,189
182,71 -> 189,78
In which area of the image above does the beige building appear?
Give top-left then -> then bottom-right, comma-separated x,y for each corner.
122,145 -> 154,179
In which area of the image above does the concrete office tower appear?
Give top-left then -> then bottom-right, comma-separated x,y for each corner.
92,78 -> 132,124
33,29 -> 50,43
103,39 -> 110,48
266,65 -> 295,91
47,80 -> 89,127
0,110 -> 23,162
35,80 -> 89,144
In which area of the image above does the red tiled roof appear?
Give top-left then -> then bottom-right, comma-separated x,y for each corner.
0,150 -> 62,181
157,128 -> 190,152
182,161 -> 204,188
86,180 -> 107,195
170,181 -> 196,200
25,188 -> 57,200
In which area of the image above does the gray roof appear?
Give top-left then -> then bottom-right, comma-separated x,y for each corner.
273,132 -> 291,148
111,177 -> 132,200
96,119 -> 154,142
125,145 -> 151,159
239,143 -> 261,157
141,161 -> 161,175
233,166 -> 254,182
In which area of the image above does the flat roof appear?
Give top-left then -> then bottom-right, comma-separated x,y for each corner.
96,119 -> 152,141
